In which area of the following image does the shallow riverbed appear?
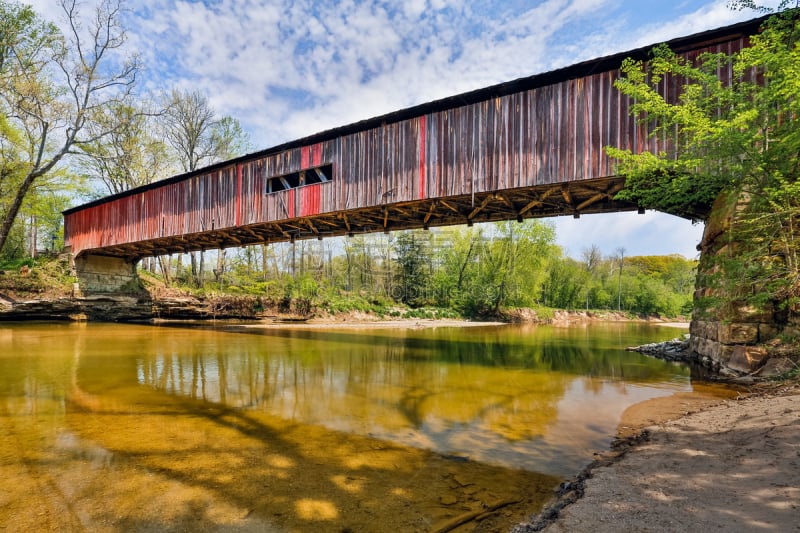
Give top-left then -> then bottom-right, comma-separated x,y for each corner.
0,321 -> 732,532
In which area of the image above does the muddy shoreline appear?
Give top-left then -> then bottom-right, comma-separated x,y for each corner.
0,291 -> 689,327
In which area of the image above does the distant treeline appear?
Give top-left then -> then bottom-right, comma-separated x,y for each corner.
141,220 -> 696,318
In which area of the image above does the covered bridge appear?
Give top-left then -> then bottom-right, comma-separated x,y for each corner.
63,16 -> 763,291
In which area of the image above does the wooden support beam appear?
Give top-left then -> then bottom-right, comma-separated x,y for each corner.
439,199 -> 460,214
561,184 -> 573,206
341,213 -> 351,232
305,218 -> 319,235
423,202 -> 437,224
219,231 -> 242,244
383,208 -> 389,230
271,223 -> 292,239
575,193 -> 606,212
519,199 -> 542,216
468,195 -> 493,220
607,182 -> 625,195
314,167 -> 329,182
315,218 -> 340,228
358,211 -> 387,224
540,187 -> 558,201
496,194 -> 515,210
242,227 -> 260,239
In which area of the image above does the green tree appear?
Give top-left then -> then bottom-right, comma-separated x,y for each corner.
452,221 -> 555,315
160,89 -> 251,286
609,4 -> 800,314
393,230 -> 431,306
541,255 -> 586,309
581,244 -> 602,310
430,226 -> 482,308
0,0 -> 140,255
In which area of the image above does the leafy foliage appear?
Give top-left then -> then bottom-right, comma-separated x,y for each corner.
393,230 -> 431,306
140,223 -> 696,319
610,4 -> 800,314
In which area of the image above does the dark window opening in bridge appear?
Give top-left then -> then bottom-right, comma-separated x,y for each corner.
266,163 -> 332,194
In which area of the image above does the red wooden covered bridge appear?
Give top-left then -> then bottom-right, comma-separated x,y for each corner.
62,17 -> 762,290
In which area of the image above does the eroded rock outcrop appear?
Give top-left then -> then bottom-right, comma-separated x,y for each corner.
0,294 -> 275,322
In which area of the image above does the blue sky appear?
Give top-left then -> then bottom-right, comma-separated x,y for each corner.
30,0 -> 773,258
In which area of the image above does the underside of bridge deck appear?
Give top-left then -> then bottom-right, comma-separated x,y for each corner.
93,176 -> 634,261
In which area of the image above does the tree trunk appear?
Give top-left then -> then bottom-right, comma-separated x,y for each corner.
29,215 -> 37,258
199,251 -> 205,287
213,250 -> 225,284
0,173 -> 36,256
190,252 -> 199,286
159,255 -> 171,287
261,244 -> 269,281
457,238 -> 476,290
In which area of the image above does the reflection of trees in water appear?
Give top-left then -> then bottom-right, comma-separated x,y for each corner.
63,366 -> 559,532
70,323 -> 687,460
126,327 -> 574,450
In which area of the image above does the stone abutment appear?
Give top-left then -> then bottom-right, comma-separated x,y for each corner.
690,193 -> 799,376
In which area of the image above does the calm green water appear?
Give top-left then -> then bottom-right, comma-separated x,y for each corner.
0,321 -> 711,531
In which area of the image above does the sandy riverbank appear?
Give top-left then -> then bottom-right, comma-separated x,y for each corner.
234,316 -> 506,330
219,310 -> 688,331
515,380 -> 800,532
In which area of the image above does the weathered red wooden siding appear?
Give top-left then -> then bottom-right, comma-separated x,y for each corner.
64,35 -> 750,257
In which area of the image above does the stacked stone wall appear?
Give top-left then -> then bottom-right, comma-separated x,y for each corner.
690,193 -> 798,376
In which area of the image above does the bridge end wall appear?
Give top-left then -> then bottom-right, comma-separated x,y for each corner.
690,193 -> 799,377
74,254 -> 141,295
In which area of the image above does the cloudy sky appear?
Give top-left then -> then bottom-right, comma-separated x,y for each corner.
30,0 -> 772,258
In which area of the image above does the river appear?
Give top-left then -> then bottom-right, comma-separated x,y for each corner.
0,321 -> 729,532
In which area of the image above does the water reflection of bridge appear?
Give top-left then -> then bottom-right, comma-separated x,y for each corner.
64,17 -> 761,272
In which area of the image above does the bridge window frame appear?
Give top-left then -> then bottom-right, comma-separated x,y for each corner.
266,163 -> 333,194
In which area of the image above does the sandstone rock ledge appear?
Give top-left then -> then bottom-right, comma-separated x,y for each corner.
0,294 -> 266,322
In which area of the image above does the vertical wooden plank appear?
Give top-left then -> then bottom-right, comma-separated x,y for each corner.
419,114 -> 427,200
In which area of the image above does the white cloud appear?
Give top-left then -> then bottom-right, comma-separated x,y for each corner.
629,2 -> 753,48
